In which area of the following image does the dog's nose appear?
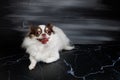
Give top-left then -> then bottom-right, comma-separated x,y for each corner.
42,34 -> 46,37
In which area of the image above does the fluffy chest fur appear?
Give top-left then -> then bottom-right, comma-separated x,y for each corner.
24,34 -> 59,60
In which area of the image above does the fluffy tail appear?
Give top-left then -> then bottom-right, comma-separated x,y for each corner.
64,42 -> 75,50
64,45 -> 75,50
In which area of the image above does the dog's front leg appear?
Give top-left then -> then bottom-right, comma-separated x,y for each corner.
29,56 -> 37,70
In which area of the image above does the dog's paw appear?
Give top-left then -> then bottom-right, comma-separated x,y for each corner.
29,64 -> 35,70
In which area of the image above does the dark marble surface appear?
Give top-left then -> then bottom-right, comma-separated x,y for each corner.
0,44 -> 120,80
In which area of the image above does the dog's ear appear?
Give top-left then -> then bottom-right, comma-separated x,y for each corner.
46,23 -> 53,27
28,24 -> 36,38
30,24 -> 36,34
46,23 -> 55,34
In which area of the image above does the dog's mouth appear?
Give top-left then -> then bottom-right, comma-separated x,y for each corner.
37,38 -> 49,44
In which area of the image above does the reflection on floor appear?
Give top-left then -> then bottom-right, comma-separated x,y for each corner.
0,44 -> 120,80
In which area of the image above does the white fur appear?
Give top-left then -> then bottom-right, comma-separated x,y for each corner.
22,25 -> 74,70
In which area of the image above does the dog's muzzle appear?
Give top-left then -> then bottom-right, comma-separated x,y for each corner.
37,38 -> 49,44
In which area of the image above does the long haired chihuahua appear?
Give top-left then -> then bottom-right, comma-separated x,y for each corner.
22,23 -> 74,70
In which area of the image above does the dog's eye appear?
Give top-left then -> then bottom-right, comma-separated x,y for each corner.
45,28 -> 51,33
36,31 -> 41,34
46,30 -> 51,34
35,31 -> 41,37
36,28 -> 41,34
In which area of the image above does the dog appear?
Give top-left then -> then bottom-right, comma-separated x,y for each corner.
22,23 -> 74,70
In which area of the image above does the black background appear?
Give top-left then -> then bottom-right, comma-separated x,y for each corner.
0,0 -> 120,44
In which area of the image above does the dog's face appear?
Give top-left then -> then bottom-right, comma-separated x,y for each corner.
28,23 -> 54,44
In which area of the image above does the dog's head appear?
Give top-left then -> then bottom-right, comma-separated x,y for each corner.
28,23 -> 54,44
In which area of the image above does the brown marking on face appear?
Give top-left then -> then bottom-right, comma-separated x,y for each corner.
28,25 -> 42,38
45,23 -> 54,35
